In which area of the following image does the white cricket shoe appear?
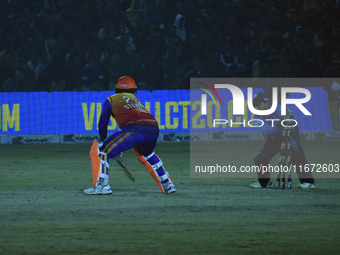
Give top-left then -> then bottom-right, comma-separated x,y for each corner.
84,178 -> 112,195
298,182 -> 316,189
84,185 -> 112,195
250,180 -> 273,189
162,179 -> 176,194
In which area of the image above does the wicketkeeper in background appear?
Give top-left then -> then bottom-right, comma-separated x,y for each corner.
84,76 -> 176,195
249,93 -> 315,189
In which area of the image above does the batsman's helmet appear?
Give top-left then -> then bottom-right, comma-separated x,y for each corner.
116,76 -> 137,90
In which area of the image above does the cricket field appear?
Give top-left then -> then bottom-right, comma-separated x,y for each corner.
0,140 -> 339,255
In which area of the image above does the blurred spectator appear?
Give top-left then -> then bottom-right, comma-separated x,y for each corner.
163,24 -> 184,89
0,44 -> 18,87
1,50 -> 36,92
187,13 -> 216,60
96,0 -> 116,22
137,25 -> 167,89
131,14 -> 151,53
81,46 -> 106,91
65,39 -> 85,91
98,20 -> 117,40
182,55 -> 211,89
107,36 -> 139,90
26,49 -> 48,91
145,0 -> 158,26
260,49 -> 290,78
219,36 -> 242,77
126,0 -> 145,28
173,14 -> 186,43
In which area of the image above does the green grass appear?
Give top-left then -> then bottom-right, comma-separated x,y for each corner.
0,141 -> 339,254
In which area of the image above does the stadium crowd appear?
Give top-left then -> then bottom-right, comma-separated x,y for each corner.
0,0 -> 339,92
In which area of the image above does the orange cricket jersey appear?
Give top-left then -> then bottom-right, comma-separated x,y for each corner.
107,93 -> 158,129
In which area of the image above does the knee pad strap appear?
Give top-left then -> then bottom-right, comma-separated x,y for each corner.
159,172 -> 169,182
150,159 -> 163,170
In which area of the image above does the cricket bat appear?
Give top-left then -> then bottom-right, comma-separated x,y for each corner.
116,157 -> 135,182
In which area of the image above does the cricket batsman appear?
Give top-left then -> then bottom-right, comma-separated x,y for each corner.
84,76 -> 176,195
249,93 -> 315,189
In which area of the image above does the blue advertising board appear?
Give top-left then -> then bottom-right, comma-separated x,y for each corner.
0,88 -> 333,135
0,90 -> 190,135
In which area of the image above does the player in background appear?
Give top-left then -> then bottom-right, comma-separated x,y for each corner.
84,76 -> 176,195
249,93 -> 315,189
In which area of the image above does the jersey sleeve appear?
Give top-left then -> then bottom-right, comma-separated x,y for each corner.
98,98 -> 112,141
